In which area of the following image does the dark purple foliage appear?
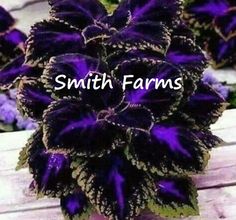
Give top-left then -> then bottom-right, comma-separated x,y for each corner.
0,6 -> 38,89
202,71 -> 229,99
1,0 -> 227,219
184,0 -> 236,68
0,6 -> 15,33
0,6 -> 37,131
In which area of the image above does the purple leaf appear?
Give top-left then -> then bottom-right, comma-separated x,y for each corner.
42,53 -> 109,97
43,98 -> 124,156
82,24 -> 114,44
182,82 -> 227,127
214,7 -> 236,41
184,0 -> 230,27
106,21 -> 170,54
206,35 -> 236,68
129,124 -> 209,174
166,36 -> 207,79
1,29 -> 26,51
106,105 -> 153,130
72,151 -> 151,220
194,130 -> 223,149
0,6 -> 15,33
106,0 -> 182,28
172,22 -> 195,39
0,55 -> 32,90
81,73 -> 124,111
49,0 -> 107,29
107,48 -> 164,71
17,78 -> 53,119
25,19 -> 85,66
28,128 -> 73,196
61,191 -> 89,219
101,8 -> 131,30
149,177 -> 199,217
121,62 -> 184,120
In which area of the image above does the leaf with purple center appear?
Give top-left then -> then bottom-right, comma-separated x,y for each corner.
214,8 -> 236,41
128,123 -> 209,175
17,77 -> 53,119
184,0 -> 236,68
148,177 -> 199,218
166,36 -> 207,79
116,62 -> 184,120
203,71 -> 230,99
184,0 -> 231,28
0,56 -> 28,89
0,55 -> 40,90
42,53 -> 110,97
43,98 -> 125,157
71,151 -> 154,220
206,33 -> 236,68
49,0 -> 107,30
0,29 -> 26,55
108,0 -> 183,27
25,19 -> 85,66
0,7 -> 28,88
182,82 -> 228,127
82,24 -> 114,44
61,190 -> 92,220
105,21 -> 171,53
25,128 -> 75,197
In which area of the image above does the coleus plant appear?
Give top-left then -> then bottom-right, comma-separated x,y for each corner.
0,6 -> 37,132
184,0 -> 236,69
0,0 -> 228,219
0,6 -> 28,84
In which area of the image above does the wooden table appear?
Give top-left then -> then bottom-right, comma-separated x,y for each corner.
0,109 -> 236,220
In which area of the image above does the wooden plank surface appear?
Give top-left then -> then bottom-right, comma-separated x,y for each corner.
1,0 -> 46,10
1,186 -> 236,220
211,109 -> 236,144
12,1 -> 49,34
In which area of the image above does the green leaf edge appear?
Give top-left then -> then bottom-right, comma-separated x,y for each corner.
147,178 -> 199,218
16,142 -> 30,171
61,203 -> 95,220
